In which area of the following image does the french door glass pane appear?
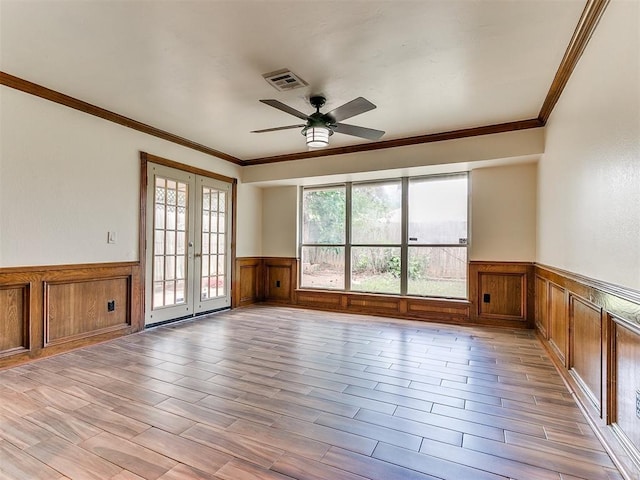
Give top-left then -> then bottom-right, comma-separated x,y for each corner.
176,280 -> 185,303
155,204 -> 165,229
301,246 -> 345,289
407,246 -> 467,298
153,176 -> 189,309
154,231 -> 164,255
165,231 -> 175,254
200,186 -> 226,301
164,281 -> 175,305
210,212 -> 218,233
165,257 -> 175,280
351,247 -> 401,294
408,176 -> 468,244
166,205 -> 176,230
352,182 -> 401,244
177,206 -> 186,230
302,186 -> 346,244
176,234 -> 185,255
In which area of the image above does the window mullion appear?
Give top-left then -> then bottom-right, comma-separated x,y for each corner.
400,177 -> 409,295
345,182 -> 352,292
298,186 -> 303,288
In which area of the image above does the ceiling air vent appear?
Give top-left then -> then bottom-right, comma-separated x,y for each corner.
262,69 -> 308,92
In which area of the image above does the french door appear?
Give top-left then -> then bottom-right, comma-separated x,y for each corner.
145,163 -> 231,326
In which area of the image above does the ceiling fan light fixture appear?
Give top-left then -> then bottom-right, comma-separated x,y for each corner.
254,95 -> 384,147
305,126 -> 330,148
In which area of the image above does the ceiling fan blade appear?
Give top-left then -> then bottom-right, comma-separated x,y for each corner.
333,123 -> 385,140
260,99 -> 309,120
251,124 -> 305,133
326,97 -> 376,122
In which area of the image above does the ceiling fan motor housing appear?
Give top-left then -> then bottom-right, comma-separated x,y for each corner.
309,95 -> 326,110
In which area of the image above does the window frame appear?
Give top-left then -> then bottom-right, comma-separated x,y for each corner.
299,173 -> 469,299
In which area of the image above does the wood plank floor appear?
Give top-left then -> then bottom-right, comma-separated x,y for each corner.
0,305 -> 625,480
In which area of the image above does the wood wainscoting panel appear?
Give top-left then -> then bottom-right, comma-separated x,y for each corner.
296,289 -> 471,325
265,266 -> 292,302
536,265 -> 640,328
234,257 -> 298,306
548,282 -> 568,366
234,257 -> 262,307
468,262 -> 534,328
46,277 -> 130,345
405,298 -> 470,323
346,295 -> 400,314
569,294 -> 603,413
0,284 -> 29,355
0,262 -> 140,369
477,272 -> 524,318
611,318 -> 640,465
264,258 -> 297,304
535,275 -> 549,338
296,290 -> 343,309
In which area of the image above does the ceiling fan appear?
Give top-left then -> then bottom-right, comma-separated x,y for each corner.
251,95 -> 385,148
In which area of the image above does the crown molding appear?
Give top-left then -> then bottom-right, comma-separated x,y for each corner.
538,0 -> 610,124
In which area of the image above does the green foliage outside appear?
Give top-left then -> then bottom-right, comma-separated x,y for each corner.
385,255 -> 423,280
303,188 -> 346,244
351,183 -> 400,243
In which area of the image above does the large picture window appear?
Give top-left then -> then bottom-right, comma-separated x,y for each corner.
301,186 -> 346,290
300,174 -> 468,299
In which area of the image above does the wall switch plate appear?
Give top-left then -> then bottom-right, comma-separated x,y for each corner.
107,231 -> 117,244
483,293 -> 491,303
636,390 -> 640,418
276,280 -> 281,287
107,300 -> 115,312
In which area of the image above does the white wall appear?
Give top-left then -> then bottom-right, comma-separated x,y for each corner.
261,186 -> 298,257
0,87 -> 3,261
470,163 -> 537,261
537,0 -> 640,290
0,86 -> 259,266
236,184 -> 262,257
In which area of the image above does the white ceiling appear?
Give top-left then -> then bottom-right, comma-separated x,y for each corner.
0,1 -> 585,161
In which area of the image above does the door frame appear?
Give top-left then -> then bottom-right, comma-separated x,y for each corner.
139,152 -> 237,326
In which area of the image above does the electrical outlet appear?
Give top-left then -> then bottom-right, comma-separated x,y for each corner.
483,293 -> 491,303
636,390 -> 640,419
107,300 -> 115,312
276,280 -> 281,288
